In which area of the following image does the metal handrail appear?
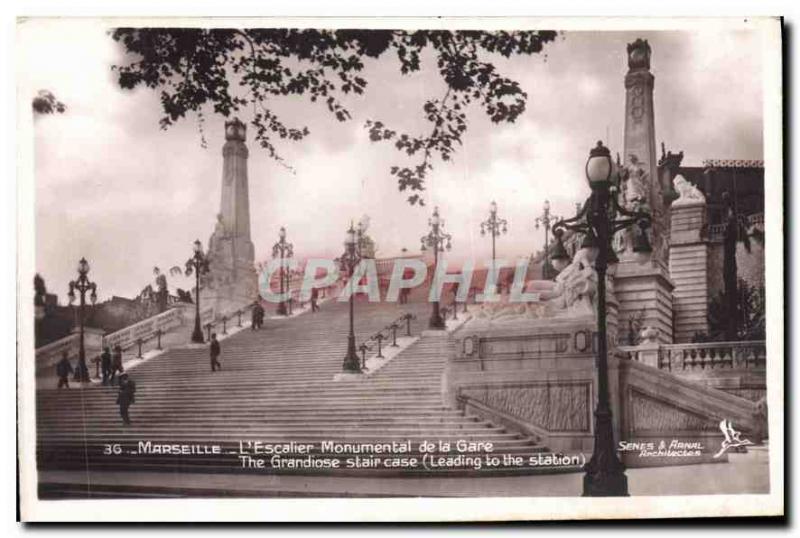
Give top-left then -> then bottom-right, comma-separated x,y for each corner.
355,312 -> 416,370
200,304 -> 256,339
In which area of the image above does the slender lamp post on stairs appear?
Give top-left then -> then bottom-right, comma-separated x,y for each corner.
421,206 -> 452,330
550,141 -> 653,497
340,222 -> 362,373
272,226 -> 294,316
534,200 -> 560,279
185,239 -> 210,344
480,200 -> 507,267
68,257 -> 97,382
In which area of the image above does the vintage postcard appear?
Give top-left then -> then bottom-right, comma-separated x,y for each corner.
17,16 -> 783,521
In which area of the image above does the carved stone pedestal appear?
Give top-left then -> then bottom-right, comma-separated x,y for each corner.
669,200 -> 710,342
448,315 -> 609,454
613,260 -> 674,344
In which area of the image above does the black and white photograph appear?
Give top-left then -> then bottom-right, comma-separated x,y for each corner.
16,16 -> 783,521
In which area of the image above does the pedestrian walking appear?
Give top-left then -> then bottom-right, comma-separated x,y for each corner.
116,373 -> 136,425
251,300 -> 264,330
100,346 -> 112,385
451,285 -> 459,313
56,351 -> 73,389
110,344 -> 124,385
311,287 -> 320,312
210,333 -> 222,372
399,287 -> 410,305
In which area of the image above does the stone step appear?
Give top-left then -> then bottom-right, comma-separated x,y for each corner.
38,384 -> 446,396
37,430 -> 519,441
38,418 -> 494,430
167,346 -> 428,358
126,366 -> 448,375
37,434 -> 533,447
38,393 -> 453,405
120,369 -> 448,381
39,410 -> 461,423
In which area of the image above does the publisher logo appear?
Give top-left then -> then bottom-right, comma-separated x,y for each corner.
713,420 -> 753,458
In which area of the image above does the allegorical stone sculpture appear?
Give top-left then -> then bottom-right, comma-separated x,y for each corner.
472,248 -> 598,323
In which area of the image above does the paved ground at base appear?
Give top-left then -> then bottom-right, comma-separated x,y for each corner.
39,454 -> 769,498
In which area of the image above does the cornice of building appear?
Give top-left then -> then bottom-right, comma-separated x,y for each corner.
702,159 -> 764,169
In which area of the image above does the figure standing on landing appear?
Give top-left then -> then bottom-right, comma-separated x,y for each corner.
311,287 -> 320,312
210,333 -> 222,372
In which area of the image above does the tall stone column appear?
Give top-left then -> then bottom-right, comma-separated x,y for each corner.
612,39 -> 674,344
199,118 -> 258,317
220,118 -> 254,258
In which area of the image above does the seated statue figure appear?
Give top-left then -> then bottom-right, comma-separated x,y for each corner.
473,298 -> 525,321
472,248 -> 597,322
524,246 -> 597,317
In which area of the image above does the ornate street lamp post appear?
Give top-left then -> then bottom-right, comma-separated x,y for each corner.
272,226 -> 294,316
421,206 -> 452,330
535,200 -> 560,279
356,219 -> 366,257
185,239 -> 210,344
480,200 -> 508,265
340,222 -> 363,373
68,257 -> 97,382
551,141 -> 652,497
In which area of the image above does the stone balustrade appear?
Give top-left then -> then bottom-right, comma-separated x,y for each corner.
35,304 -> 207,376
102,303 -> 196,352
707,212 -> 765,242
661,341 -> 765,372
619,340 -> 766,371
707,223 -> 728,242
619,340 -> 766,403
35,327 -> 104,373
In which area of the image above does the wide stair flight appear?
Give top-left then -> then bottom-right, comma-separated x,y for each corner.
36,294 -> 568,483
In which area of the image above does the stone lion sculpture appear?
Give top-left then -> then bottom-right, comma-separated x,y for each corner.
672,174 -> 705,206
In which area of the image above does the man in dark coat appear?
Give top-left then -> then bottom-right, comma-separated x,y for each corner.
210,333 -> 221,372
56,351 -> 73,389
100,346 -> 112,385
116,373 -> 136,425
251,302 -> 259,330
310,287 -> 320,312
110,344 -> 124,385
251,300 -> 264,330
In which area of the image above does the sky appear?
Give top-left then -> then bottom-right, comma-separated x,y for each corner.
22,20 -> 765,301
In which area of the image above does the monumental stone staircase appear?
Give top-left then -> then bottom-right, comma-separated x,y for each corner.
36,293 -> 567,490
